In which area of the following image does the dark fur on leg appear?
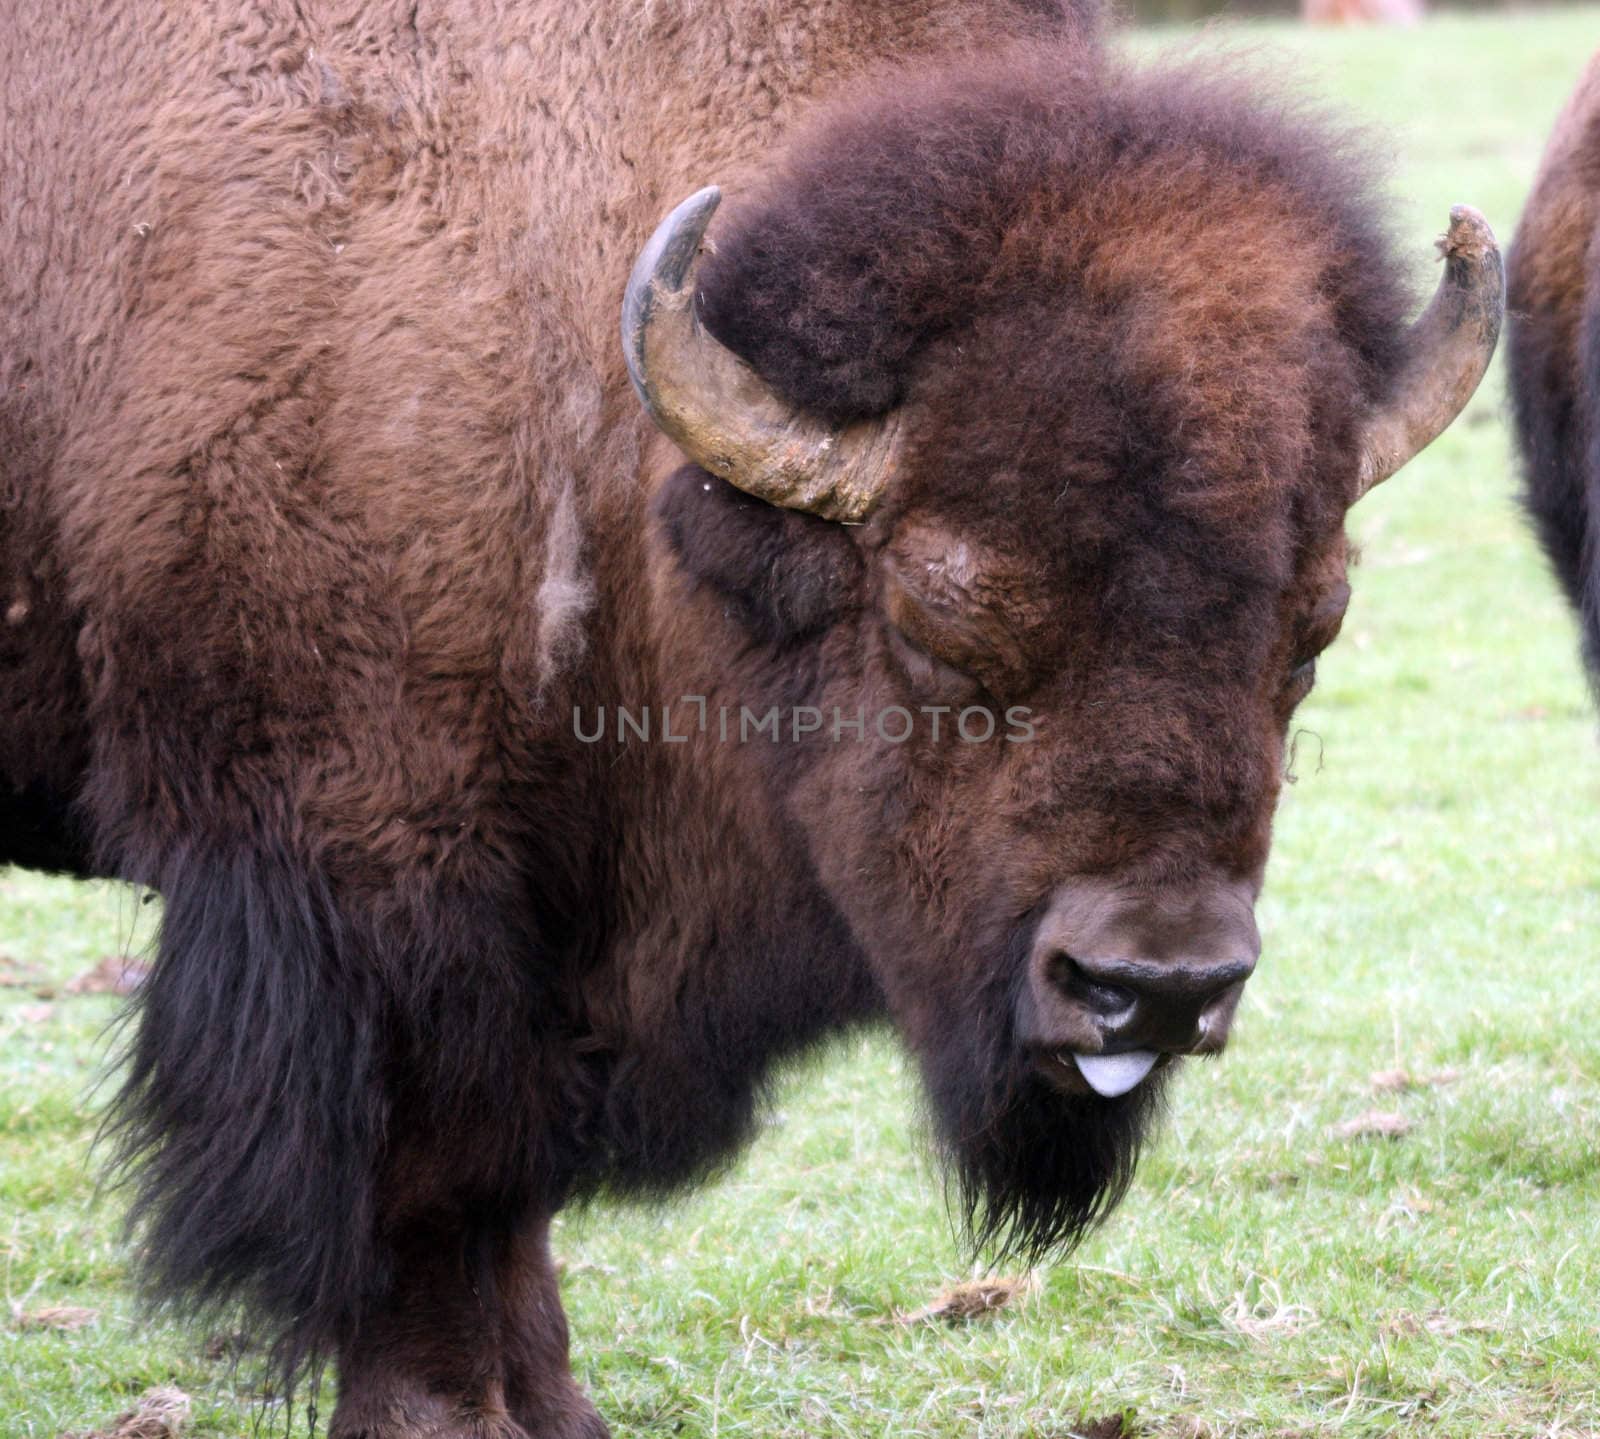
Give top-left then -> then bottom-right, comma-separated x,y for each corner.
330,1217 -> 518,1439
103,841 -> 388,1395
329,1214 -> 606,1439
101,836 -> 550,1404
502,1220 -> 610,1439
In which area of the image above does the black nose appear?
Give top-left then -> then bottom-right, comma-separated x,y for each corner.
1056,951 -> 1254,1048
1020,876 -> 1260,1057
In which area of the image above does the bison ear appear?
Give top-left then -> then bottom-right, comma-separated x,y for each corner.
653,465 -> 865,646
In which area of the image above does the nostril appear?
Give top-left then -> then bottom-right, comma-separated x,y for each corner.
1199,983 -> 1244,1030
1053,956 -> 1137,1018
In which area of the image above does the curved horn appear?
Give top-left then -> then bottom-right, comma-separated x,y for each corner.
1357,205 -> 1504,497
622,187 -> 903,523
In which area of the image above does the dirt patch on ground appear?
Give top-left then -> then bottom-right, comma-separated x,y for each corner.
59,1386 -> 190,1439
894,1273 -> 1034,1324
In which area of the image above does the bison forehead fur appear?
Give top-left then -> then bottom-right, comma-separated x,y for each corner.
2,2 -> 1424,1433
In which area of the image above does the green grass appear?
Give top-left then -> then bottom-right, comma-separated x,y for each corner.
6,9 -> 1600,1436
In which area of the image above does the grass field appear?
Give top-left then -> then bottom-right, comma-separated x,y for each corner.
5,9 -> 1600,1437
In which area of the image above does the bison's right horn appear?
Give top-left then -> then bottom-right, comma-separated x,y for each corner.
622,187 -> 903,524
1356,205 -> 1504,497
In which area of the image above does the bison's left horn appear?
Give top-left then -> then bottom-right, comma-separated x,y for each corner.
1357,205 -> 1504,497
622,187 -> 902,523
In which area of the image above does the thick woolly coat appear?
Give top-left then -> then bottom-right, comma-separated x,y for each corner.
1508,51 -> 1600,683
1,0 -> 1414,1417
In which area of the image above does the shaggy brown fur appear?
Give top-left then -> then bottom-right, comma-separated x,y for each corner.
1508,51 -> 1600,685
3,5 -> 1416,1436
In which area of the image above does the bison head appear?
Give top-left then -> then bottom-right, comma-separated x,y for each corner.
623,52 -> 1501,1258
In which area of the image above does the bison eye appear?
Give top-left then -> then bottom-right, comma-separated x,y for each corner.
884,622 -> 983,703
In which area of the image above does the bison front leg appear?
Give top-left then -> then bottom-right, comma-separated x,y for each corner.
501,1218 -> 609,1439
331,1215 -> 606,1439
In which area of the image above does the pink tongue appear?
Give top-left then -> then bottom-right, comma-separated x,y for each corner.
1072,1050 -> 1158,1098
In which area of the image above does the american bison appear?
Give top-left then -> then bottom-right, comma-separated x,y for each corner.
1508,51 -> 1600,685
0,2 -> 1501,1435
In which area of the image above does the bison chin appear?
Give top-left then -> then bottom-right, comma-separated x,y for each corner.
918,970 -> 1171,1264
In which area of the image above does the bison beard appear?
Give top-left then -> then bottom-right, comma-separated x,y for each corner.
940,1056 -> 1167,1263
921,927 -> 1168,1263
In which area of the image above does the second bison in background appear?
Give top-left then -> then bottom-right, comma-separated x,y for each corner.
1509,51 -> 1600,687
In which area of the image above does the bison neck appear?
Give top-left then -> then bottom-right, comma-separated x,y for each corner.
561,654 -> 886,1197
